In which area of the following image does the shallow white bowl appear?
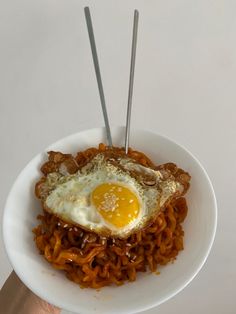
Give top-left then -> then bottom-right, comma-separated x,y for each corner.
3,127 -> 217,314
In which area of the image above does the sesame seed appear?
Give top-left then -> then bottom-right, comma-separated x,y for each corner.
121,197 -> 125,201
99,192 -> 119,212
57,222 -> 61,226
69,228 -> 72,231
117,187 -> 122,192
134,210 -> 138,214
129,199 -> 134,203
128,214 -> 132,218
73,227 -> 78,232
116,213 -> 121,217
68,259 -> 73,262
80,232 -> 84,237
83,235 -> 89,242
126,243 -> 131,247
64,224 -> 68,228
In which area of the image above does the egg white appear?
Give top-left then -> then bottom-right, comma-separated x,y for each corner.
44,154 -> 160,238
43,154 -> 184,238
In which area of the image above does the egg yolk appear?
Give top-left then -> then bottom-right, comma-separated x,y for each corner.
92,183 -> 140,228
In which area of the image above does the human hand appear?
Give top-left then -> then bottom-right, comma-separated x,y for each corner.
0,271 -> 61,314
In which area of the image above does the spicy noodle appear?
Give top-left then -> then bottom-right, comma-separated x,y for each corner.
33,144 -> 189,288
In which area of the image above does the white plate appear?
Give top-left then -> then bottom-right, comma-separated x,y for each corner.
3,127 -> 217,314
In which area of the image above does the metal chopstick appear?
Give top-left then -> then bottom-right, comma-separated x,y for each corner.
84,7 -> 113,147
125,10 -> 139,154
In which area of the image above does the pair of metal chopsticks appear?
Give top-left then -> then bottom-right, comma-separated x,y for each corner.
84,7 -> 139,154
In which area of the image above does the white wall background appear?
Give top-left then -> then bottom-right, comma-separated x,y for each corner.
0,0 -> 235,313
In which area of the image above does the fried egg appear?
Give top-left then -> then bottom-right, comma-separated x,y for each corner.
42,154 -> 185,238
